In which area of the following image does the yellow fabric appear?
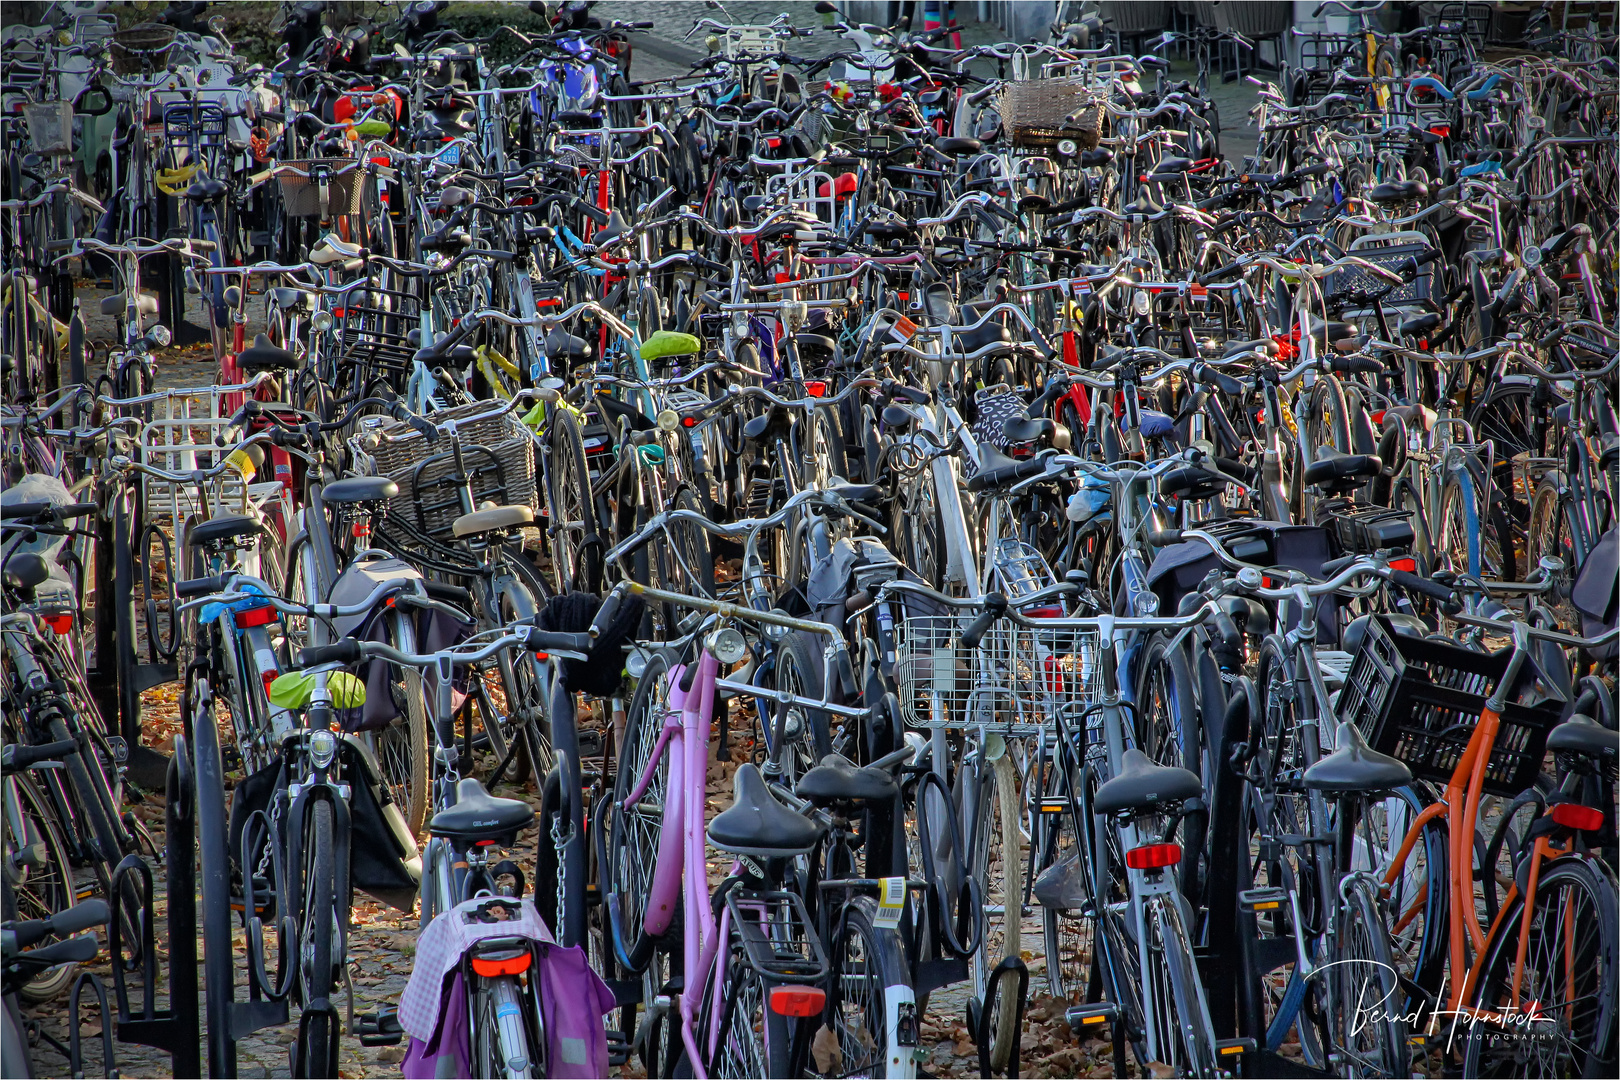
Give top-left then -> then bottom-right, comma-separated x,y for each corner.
155,163 -> 201,196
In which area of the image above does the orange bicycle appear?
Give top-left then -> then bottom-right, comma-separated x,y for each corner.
1346,612 -> 1619,1073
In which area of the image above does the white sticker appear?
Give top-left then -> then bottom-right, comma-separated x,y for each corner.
874,876 -> 906,929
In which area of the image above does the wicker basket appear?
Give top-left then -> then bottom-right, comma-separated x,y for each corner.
361,402 -> 540,540
24,102 -> 73,155
996,78 -> 1104,149
274,159 -> 369,218
110,25 -> 177,74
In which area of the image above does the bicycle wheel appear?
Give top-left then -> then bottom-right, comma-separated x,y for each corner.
1327,878 -> 1410,1078
373,609 -> 429,838
1437,466 -> 1490,579
892,466 -> 947,591
607,653 -> 673,973
1526,477 -> 1576,595
762,630 -> 833,785
545,407 -> 601,595
471,974 -> 538,1078
700,930 -> 771,1079
968,750 -> 1022,1072
194,693 -> 238,1078
1033,755 -> 1093,1001
2,774 -> 78,1002
1144,895 -> 1218,1075
1462,856 -> 1619,1077
826,895 -> 916,1078
1355,786 -> 1448,997
296,798 -> 338,1078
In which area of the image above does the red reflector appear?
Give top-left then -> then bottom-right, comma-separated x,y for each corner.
1389,557 -> 1416,572
1429,125 -> 1450,137
1023,605 -> 1064,619
235,606 -> 277,628
804,381 -> 827,398
44,614 -> 72,635
333,308 -> 346,319
1126,843 -> 1182,870
351,521 -> 370,538
470,951 -> 533,977
768,985 -> 825,1017
534,652 -> 549,662
681,416 -> 698,428
1550,803 -> 1604,831
262,670 -> 280,699
1370,410 -> 1385,424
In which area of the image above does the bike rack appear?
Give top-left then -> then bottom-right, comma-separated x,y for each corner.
106,752 -> 200,1076
68,971 -> 118,1077
975,955 -> 1029,1079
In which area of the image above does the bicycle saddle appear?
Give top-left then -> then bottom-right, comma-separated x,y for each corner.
1139,410 -> 1177,441
1399,312 -> 1442,338
186,515 -> 259,548
1302,445 -> 1382,491
1366,179 -> 1428,204
99,292 -> 160,318
270,287 -> 317,313
1546,714 -> 1619,761
430,777 -> 534,846
797,753 -> 898,806
184,177 -> 228,202
545,328 -> 592,364
321,476 -> 399,504
239,333 -> 298,371
640,330 -> 701,361
591,209 -> 632,249
1303,313 -> 1360,343
828,483 -> 883,506
864,220 -> 914,243
1092,748 -> 1202,814
452,504 -> 535,540
3,551 -> 51,592
707,764 -> 822,857
935,136 -> 982,156
309,236 -> 364,266
1382,403 -> 1436,432
965,445 -> 1046,494
794,332 -> 838,357
1158,464 -> 1225,499
1338,612 -> 1427,654
1303,722 -> 1412,794
955,314 -> 1012,355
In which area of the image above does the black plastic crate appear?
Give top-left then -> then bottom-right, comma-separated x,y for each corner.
1338,616 -> 1561,797
1322,502 -> 1416,555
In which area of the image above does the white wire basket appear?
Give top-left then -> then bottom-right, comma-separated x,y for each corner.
137,386 -> 289,529
894,613 -> 1103,736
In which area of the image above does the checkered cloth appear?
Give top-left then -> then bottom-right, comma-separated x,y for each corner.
397,896 -> 555,1041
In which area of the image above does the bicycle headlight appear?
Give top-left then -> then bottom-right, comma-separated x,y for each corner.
1057,138 -> 1079,157
308,728 -> 338,768
145,324 -> 172,348
706,627 -> 748,665
656,409 -> 681,433
311,310 -> 335,332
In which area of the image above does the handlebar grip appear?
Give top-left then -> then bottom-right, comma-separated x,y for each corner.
47,899 -> 108,938
298,639 -> 364,667
1539,325 -> 1568,350
588,584 -> 628,640
1212,608 -> 1243,652
1389,568 -> 1456,604
1,738 -> 80,771
523,627 -> 592,654
176,574 -> 230,598
631,20 -> 655,29
1193,362 -> 1245,396
1147,528 -> 1184,546
1198,260 -> 1244,286
45,238 -> 78,253
1395,248 -> 1442,279
422,580 -> 473,607
1032,373 -> 1073,412
1332,356 -> 1383,374
56,502 -> 98,522
960,593 -> 1008,650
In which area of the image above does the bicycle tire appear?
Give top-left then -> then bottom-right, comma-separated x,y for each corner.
3,773 -> 79,1002
968,749 -> 1022,1072
1146,895 -> 1219,1075
1462,856 -> 1619,1077
373,609 -> 429,838
194,691 -> 238,1078
763,630 -> 833,784
1329,878 -> 1411,1077
827,895 -> 918,1078
545,406 -> 602,595
297,798 -> 338,1078
607,653 -> 673,973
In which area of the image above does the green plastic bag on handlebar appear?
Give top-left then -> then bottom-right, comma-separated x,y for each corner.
269,670 -> 367,710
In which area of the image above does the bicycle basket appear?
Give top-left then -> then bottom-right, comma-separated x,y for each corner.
995,78 -> 1103,150
356,402 -> 539,541
24,102 -> 73,155
894,611 -> 1101,736
274,159 -> 368,218
1325,242 -> 1435,309
110,24 -> 177,73
1338,616 -> 1563,797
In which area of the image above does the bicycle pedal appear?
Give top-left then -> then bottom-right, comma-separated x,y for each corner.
1239,886 -> 1288,913
1216,1037 -> 1256,1059
356,1007 -> 403,1047
1065,1002 -> 1118,1033
577,730 -> 602,758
